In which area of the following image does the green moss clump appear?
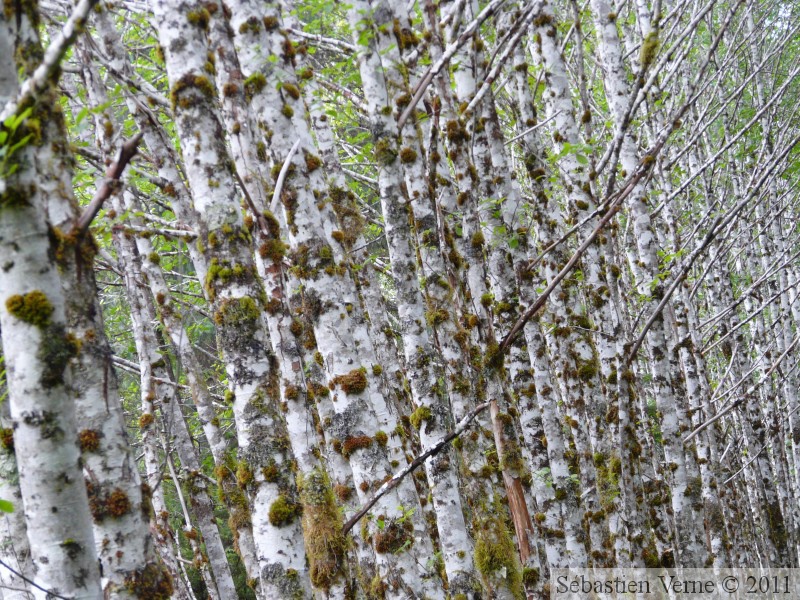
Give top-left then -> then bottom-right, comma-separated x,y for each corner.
399,147 -> 417,163
308,382 -> 329,400
262,464 -> 279,482
282,82 -> 301,100
331,368 -> 368,395
640,31 -> 659,67
238,16 -> 261,34
213,296 -> 261,327
107,488 -> 131,517
0,428 -> 13,452
6,290 -> 53,327
269,494 -> 301,526
577,361 -> 598,382
282,38 -> 297,60
124,563 -> 173,600
445,120 -> 469,144
244,72 -> 267,101
374,431 -> 388,447
409,406 -> 432,430
255,141 -> 268,163
265,297 -> 282,314
571,313 -> 593,329
236,462 -> 254,488
395,93 -> 411,108
263,15 -> 279,30
169,73 -> 215,109
325,232 -> 344,249
641,546 -> 661,568
522,567 -> 539,587
260,211 -> 280,237
342,435 -> 372,458
186,8 -> 210,29
374,139 -> 397,165
374,519 -> 413,554
501,444 -> 524,472
37,326 -> 81,389
194,75 -> 217,98
474,517 -> 524,599
259,239 -> 286,261
493,302 -> 513,315
282,104 -> 294,118
0,184 -> 34,209
462,314 -> 478,329
305,153 -> 322,172
471,231 -> 485,248
425,308 -> 449,326
596,454 -> 622,509
222,82 -> 239,98
298,469 -> 347,589
484,342 -> 504,370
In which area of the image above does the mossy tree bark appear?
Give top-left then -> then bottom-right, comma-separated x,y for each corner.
149,0 -> 308,595
4,0 -> 800,598
0,9 -> 104,598
0,367 -> 34,600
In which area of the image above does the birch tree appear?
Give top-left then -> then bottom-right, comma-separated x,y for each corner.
2,0 -> 800,597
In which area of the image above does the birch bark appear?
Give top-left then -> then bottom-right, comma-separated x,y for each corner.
225,1 -> 442,595
0,380 -> 33,600
149,0 -> 308,594
0,10 -> 102,597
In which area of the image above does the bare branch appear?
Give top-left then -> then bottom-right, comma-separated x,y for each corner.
342,401 -> 490,535
1,0 -> 100,122
75,133 -> 144,236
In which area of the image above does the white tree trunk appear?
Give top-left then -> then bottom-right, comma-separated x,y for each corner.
149,1 -> 309,594
0,18 -> 103,596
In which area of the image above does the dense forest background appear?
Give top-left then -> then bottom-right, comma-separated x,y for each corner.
1,0 -> 800,598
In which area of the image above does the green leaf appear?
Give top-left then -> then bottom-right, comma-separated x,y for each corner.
74,106 -> 90,126
4,107 -> 32,131
7,133 -> 33,156
0,499 -> 14,513
576,154 -> 588,165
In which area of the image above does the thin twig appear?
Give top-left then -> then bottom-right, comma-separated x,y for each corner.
270,139 -> 302,215
1,0 -> 100,122
0,558 -> 70,599
76,133 -> 144,236
683,332 -> 800,444
397,0 -> 508,128
342,401 -> 490,535
505,111 -> 561,145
